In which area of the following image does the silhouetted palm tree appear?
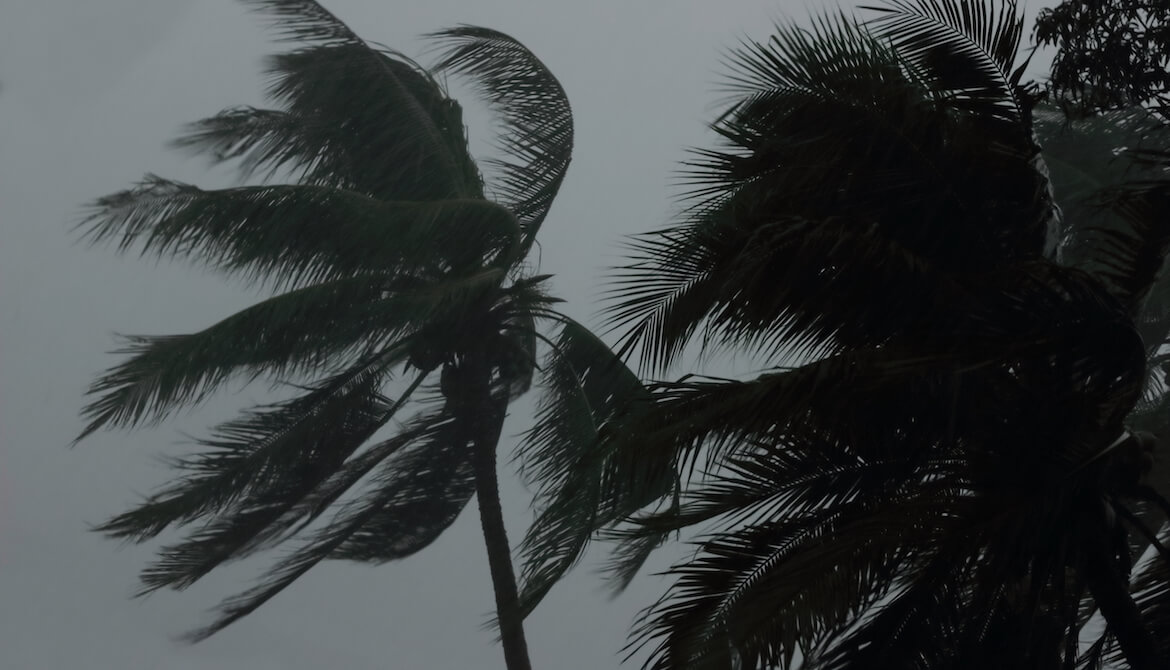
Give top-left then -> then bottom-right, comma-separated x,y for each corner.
74,3 -> 588,668
525,1 -> 1170,668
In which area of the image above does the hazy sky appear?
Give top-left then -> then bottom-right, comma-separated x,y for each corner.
0,1 -> 1054,668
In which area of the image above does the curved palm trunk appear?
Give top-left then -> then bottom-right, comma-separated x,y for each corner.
464,360 -> 533,670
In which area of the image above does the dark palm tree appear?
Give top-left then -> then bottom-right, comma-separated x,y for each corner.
73,2 -> 593,668
521,1 -> 1170,668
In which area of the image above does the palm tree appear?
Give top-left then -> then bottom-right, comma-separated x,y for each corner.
73,2 -> 593,668
522,1 -> 1170,668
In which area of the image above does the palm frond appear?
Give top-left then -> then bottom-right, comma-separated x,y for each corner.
170,106 -> 342,183
132,361 -> 404,595
430,26 -> 574,252
77,268 -> 511,440
513,319 -> 653,616
239,0 -> 360,45
863,0 -> 1028,125
78,178 -> 519,289
258,42 -> 481,199
182,411 -> 472,640
631,493 -> 940,670
95,360 -> 421,542
329,410 -> 477,562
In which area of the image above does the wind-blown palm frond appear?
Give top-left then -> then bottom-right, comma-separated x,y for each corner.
513,318 -> 654,615
77,268 -> 510,440
609,3 -> 1051,373
95,361 -> 422,543
430,27 -> 574,253
78,178 -> 519,288
183,406 -> 474,641
238,0 -> 359,44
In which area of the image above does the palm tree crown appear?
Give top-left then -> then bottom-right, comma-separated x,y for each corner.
74,2 -> 592,668
522,1 -> 1170,668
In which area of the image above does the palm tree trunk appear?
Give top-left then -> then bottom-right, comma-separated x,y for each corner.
1084,542 -> 1163,670
468,381 -> 533,670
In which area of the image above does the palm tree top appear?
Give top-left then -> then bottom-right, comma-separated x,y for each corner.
73,2 -> 585,659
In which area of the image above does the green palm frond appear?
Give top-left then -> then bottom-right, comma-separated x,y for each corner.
175,2 -> 482,200
78,269 -> 511,440
132,363 -> 404,595
260,42 -> 480,199
95,361 -> 421,543
171,105 -> 349,183
78,178 -> 519,288
78,281 -> 403,440
430,27 -> 574,253
182,408 -> 472,641
513,319 -> 653,616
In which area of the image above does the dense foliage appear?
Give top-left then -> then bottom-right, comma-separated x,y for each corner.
516,1 -> 1170,668
1035,0 -> 1170,115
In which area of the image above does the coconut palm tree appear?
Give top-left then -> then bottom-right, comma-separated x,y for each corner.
521,1 -> 1170,668
73,2 -> 593,668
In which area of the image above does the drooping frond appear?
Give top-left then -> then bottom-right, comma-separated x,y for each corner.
132,361 -> 405,595
430,26 -> 574,251
182,405 -> 475,641
631,491 -> 950,670
514,319 -> 653,616
95,361 -> 420,543
329,410 -> 477,563
258,42 -> 481,199
78,178 -> 519,288
863,0 -> 1029,126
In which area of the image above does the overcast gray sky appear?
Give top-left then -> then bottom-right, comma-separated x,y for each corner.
0,1 -> 1054,668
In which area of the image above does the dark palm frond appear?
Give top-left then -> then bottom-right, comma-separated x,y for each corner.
172,6 -> 481,201
260,42 -> 481,200
181,411 -> 473,641
239,0 -> 360,45
513,322 -> 649,613
330,411 -> 477,563
78,178 -> 519,289
170,106 -> 344,184
77,281 -> 407,441
94,359 -> 420,542
430,27 -> 574,252
132,363 -> 402,595
862,0 -> 1028,125
631,491 -> 944,670
77,268 -> 511,440
608,213 -> 962,372
608,4 -> 1052,373
513,318 -> 653,616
